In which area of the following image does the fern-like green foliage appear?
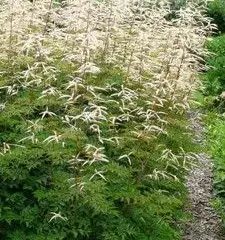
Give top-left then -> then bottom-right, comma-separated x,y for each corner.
204,113 -> 225,226
0,57 -> 197,239
203,35 -> 225,97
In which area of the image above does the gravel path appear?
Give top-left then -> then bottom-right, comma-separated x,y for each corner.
183,111 -> 224,240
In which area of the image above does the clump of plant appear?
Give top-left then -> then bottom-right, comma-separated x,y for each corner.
203,113 -> 225,228
203,35 -> 225,95
0,0 -> 213,239
207,0 -> 225,33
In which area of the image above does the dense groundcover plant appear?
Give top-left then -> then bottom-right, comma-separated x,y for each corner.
0,0 -> 213,239
207,0 -> 225,33
203,35 -> 225,98
205,114 -> 225,225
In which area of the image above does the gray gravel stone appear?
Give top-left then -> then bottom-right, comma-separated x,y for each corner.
183,111 -> 224,240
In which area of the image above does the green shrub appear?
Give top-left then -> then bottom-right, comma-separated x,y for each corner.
207,0 -> 225,33
0,1 -> 206,238
0,56 -> 197,239
205,113 -> 225,225
203,35 -> 225,96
